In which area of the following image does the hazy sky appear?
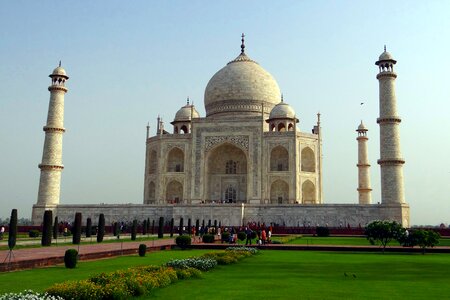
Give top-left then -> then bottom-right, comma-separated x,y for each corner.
1,1 -> 449,225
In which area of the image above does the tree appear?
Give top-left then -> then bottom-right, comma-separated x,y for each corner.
86,218 -> 92,238
179,217 -> 184,236
41,210 -> 53,246
8,209 -> 18,250
146,218 -> 150,234
187,218 -> 192,236
151,220 -> 155,235
72,212 -> 82,244
195,219 -> 200,236
170,218 -> 174,237
97,214 -> 105,243
53,216 -> 59,240
142,219 -> 147,235
158,217 -> 164,238
131,220 -> 137,240
113,222 -> 120,236
414,229 -> 440,254
365,220 -> 405,253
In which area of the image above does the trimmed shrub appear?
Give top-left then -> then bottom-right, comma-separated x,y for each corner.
202,234 -> 215,243
146,217 -> 150,234
316,226 -> 330,237
131,220 -> 137,240
53,216 -> 58,240
8,209 -> 17,250
41,210 -> 53,246
138,244 -> 147,257
175,267 -> 202,280
72,212 -> 82,244
166,257 -> 217,271
113,222 -> 120,236
151,220 -> 155,235
29,229 -> 40,238
64,249 -> 78,269
86,217 -> 92,238
97,214 -> 105,243
158,217 -> 164,238
237,231 -> 246,241
221,231 -> 230,242
176,235 -> 191,249
187,218 -> 192,236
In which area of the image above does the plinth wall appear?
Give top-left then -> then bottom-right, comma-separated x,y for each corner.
32,203 -> 410,227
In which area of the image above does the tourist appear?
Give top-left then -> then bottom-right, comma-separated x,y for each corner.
261,229 -> 266,245
0,226 -> 4,240
268,229 -> 272,243
245,227 -> 252,245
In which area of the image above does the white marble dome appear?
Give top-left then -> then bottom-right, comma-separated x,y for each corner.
357,121 -> 368,131
269,101 -> 296,119
174,104 -> 200,122
204,52 -> 281,117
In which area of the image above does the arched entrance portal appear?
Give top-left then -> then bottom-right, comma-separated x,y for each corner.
206,143 -> 247,203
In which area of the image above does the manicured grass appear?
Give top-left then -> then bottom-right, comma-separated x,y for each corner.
0,249 -> 212,294
150,250 -> 450,300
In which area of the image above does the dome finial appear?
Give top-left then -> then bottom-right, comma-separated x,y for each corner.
187,96 -> 190,105
59,60 -> 61,67
384,45 -> 386,52
241,33 -> 245,54
281,93 -> 284,103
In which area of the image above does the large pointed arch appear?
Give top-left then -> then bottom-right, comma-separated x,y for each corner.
149,149 -> 157,174
206,143 -> 247,202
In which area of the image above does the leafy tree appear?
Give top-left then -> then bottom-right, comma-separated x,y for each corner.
41,210 -> 53,246
131,219 -> 137,240
53,216 -> 58,240
86,218 -> 92,238
158,217 -> 164,238
8,209 -> 18,250
72,213 -> 82,244
97,214 -> 105,243
365,220 -> 405,253
414,229 -> 440,254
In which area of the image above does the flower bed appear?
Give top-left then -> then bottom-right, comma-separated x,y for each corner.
0,290 -> 63,300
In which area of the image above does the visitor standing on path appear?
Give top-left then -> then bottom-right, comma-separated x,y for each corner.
245,227 -> 252,245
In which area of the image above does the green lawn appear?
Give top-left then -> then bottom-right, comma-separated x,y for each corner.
0,249 -> 211,294
150,250 -> 450,300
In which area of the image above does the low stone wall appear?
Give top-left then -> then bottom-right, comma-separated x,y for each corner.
32,203 -> 409,227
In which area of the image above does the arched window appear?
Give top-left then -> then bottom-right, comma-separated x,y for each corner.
270,146 -> 289,171
149,150 -> 157,174
167,147 -> 184,172
224,185 -> 237,203
288,123 -> 294,131
225,160 -> 237,174
180,125 -> 188,134
270,180 -> 289,204
166,180 -> 183,204
278,123 -> 286,132
301,147 -> 315,172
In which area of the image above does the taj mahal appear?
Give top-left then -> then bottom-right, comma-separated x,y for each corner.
31,36 -> 410,227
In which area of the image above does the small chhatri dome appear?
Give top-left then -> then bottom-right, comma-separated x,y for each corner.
357,121 -> 368,131
174,100 -> 200,122
376,46 -> 396,65
204,34 -> 281,118
50,61 -> 69,78
269,100 -> 296,119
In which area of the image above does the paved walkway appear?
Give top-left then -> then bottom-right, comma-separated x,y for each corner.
0,238 -> 175,272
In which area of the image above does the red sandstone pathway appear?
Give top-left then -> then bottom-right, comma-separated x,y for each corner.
0,238 -> 175,271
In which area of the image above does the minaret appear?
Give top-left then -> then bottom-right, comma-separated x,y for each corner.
356,121 -> 372,204
36,63 -> 69,207
376,47 -> 405,204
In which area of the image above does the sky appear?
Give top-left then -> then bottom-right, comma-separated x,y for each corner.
0,1 -> 449,225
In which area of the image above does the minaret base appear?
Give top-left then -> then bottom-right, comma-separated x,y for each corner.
32,204 -> 58,225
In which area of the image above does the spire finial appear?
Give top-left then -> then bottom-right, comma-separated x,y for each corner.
241,33 -> 245,54
317,112 -> 321,125
187,96 -> 190,105
384,45 -> 386,52
281,93 -> 284,103
59,60 -> 61,67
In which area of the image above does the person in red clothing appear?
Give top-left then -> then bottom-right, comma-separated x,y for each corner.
261,229 -> 267,245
